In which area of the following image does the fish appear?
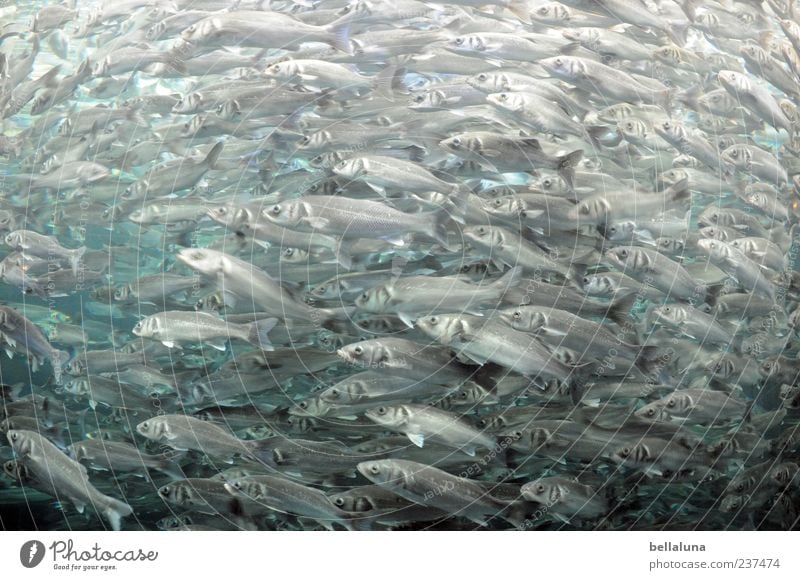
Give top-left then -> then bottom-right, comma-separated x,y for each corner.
0,0 -> 798,533
6,429 -> 132,530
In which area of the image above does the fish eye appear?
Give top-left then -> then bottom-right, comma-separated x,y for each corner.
667,399 -> 677,408
542,178 -> 552,188
271,205 -> 281,215
662,121 -> 671,130
353,345 -> 363,355
536,484 -> 546,493
454,37 -> 464,45
376,407 -> 387,415
298,401 -> 308,409
413,94 -> 424,103
140,422 -> 148,430
554,57 -> 562,66
284,248 -> 294,257
10,432 -> 17,442
618,447 -> 631,458
329,389 -> 340,399
334,497 -> 345,507
512,311 -> 522,320
730,150 -> 738,158
301,136 -> 310,145
369,465 -> 380,475
159,486 -> 169,496
620,249 -> 628,257
428,316 -> 438,325
477,73 -> 487,81
663,306 -> 671,313
476,226 -> 486,234
645,408 -> 656,417
450,137 -> 461,148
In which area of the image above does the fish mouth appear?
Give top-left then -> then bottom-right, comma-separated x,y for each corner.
335,349 -> 353,362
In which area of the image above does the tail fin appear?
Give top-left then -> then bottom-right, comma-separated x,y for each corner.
372,64 -> 406,101
333,238 -> 354,270
326,18 -> 352,54
557,149 -> 584,191
203,141 -> 224,169
248,317 -> 278,351
606,292 -> 638,327
665,177 -> 691,207
427,209 -> 453,248
505,0 -> 531,23
100,496 -> 133,531
635,345 -> 671,382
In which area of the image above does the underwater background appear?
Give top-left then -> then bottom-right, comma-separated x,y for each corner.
1,0 -> 800,531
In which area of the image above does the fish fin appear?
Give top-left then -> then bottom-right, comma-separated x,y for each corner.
606,292 -> 638,327
505,0 -> 531,22
100,497 -> 133,531
70,246 -> 87,276
206,338 -> 227,351
373,64 -> 405,101
326,17 -> 353,54
397,312 -> 416,328
248,317 -> 278,351
407,432 -> 425,448
161,341 -> 176,349
333,238 -> 353,270
463,446 -> 476,457
203,141 -> 224,169
556,149 -> 583,191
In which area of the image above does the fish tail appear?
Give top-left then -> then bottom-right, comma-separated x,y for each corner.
333,237 -> 354,270
606,292 -> 639,328
505,0 -> 531,23
326,18 -> 352,54
372,64 -> 406,101
100,496 -> 133,531
491,266 -> 523,297
248,317 -> 278,351
556,149 -> 583,191
427,208 -> 453,248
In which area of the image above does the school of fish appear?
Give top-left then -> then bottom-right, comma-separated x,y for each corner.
1,0 -> 800,531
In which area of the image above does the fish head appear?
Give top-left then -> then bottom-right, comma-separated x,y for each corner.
364,404 -> 409,428
650,304 -> 686,326
462,224 -> 501,248
181,17 -> 221,42
136,417 -> 166,440
696,238 -> 730,263
332,157 -> 366,179
486,91 -> 522,113
356,459 -> 408,486
3,230 -> 21,249
466,71 -> 501,93
720,494 -> 745,512
289,397 -> 330,418
300,130 -> 331,151
354,285 -> 389,312
721,144 -> 750,168
415,314 -> 463,344
717,69 -> 747,93
173,92 -> 202,114
484,196 -> 522,219
506,308 -> 545,334
176,247 -> 224,274
697,207 -> 721,228
571,196 -> 610,224
336,340 -> 388,368
330,492 -> 377,512
531,2 -> 570,24
705,356 -> 735,379
439,134 -> 469,153
603,246 -> 635,270
262,200 -> 304,227
617,117 -> 649,143
582,274 -> 614,296
602,221 -> 636,242
521,479 -> 561,504
6,429 -> 36,457
539,55 -> 581,80
410,90 -> 446,111
131,315 -> 159,339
